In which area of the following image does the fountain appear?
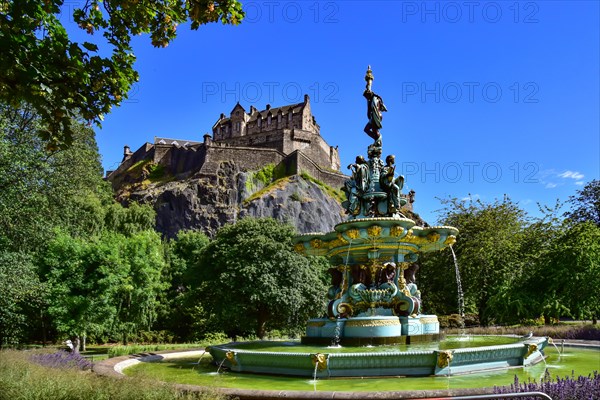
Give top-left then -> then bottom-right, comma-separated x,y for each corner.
208,67 -> 548,378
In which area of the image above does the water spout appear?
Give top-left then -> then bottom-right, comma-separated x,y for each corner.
449,245 -> 465,317
216,358 -> 227,373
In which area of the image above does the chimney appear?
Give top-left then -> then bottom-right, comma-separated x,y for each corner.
250,105 -> 257,114
266,104 -> 271,110
203,133 -> 212,145
123,145 -> 132,157
304,94 -> 310,104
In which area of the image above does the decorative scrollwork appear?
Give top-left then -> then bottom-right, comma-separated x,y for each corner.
294,243 -> 305,253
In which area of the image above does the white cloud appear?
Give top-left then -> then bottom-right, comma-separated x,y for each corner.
559,171 -> 585,180
461,194 -> 480,201
545,182 -> 557,189
575,181 -> 585,186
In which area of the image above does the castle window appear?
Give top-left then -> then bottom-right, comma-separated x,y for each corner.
257,117 -> 262,128
236,122 -> 241,132
277,114 -> 282,124
288,112 -> 292,122
267,115 -> 272,126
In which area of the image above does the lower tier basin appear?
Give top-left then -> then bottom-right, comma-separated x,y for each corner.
207,335 -> 548,378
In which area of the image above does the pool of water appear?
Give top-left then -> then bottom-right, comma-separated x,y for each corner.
124,339 -> 599,392
216,335 -> 521,353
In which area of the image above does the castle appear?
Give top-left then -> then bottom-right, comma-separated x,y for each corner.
106,95 -> 347,189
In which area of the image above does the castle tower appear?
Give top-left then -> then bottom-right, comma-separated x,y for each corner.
229,102 -> 248,137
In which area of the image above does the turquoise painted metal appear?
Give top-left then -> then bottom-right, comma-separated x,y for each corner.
207,67 -> 550,378
208,337 -> 549,377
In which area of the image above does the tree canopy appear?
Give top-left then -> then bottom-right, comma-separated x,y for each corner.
0,0 -> 244,149
197,218 -> 327,338
565,180 -> 600,226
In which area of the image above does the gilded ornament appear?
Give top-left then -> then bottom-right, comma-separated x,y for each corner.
311,353 -> 328,371
367,225 -> 382,238
337,302 -> 354,316
390,225 -> 404,237
427,232 -> 441,243
225,351 -> 237,366
525,344 -> 538,359
346,229 -> 360,240
444,235 -> 457,246
419,317 -> 439,324
310,239 -> 324,249
294,243 -> 305,253
345,318 -> 400,328
307,321 -> 326,327
437,350 -> 453,368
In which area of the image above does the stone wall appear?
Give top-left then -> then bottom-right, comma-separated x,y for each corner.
282,150 -> 347,190
200,144 -> 286,175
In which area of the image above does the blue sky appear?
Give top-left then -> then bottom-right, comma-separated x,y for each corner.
77,1 -> 599,224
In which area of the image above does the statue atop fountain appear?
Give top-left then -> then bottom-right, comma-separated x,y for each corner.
295,67 -> 459,345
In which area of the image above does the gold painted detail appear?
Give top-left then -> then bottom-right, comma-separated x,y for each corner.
337,302 -> 354,317
437,350 -> 453,368
294,243 -> 305,253
225,351 -> 237,366
307,321 -> 326,327
346,229 -> 360,240
345,318 -> 400,328
444,235 -> 457,246
404,230 -> 428,245
367,225 -> 382,238
525,344 -> 538,359
419,317 -> 439,324
390,226 -> 404,237
311,353 -> 328,371
310,239 -> 323,249
427,232 -> 441,243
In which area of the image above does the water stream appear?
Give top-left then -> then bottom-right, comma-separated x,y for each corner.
216,358 -> 227,374
449,245 -> 465,317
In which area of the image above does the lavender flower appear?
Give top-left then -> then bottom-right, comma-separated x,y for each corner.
494,371 -> 600,400
31,350 -> 93,371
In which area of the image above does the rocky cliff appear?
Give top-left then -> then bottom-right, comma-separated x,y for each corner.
114,160 -> 346,238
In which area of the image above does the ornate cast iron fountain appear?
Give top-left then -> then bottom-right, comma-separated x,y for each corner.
294,66 -> 457,344
208,68 -> 548,377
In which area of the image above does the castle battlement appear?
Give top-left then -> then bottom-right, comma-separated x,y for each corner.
107,96 -> 346,190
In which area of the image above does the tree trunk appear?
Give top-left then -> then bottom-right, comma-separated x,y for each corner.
256,308 -> 268,339
71,336 -> 80,354
81,334 -> 86,352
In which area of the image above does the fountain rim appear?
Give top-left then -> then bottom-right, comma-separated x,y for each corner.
97,339 -> 599,400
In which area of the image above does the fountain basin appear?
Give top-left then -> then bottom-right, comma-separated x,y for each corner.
207,336 -> 548,378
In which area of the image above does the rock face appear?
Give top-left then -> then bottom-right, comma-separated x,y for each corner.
123,161 -> 345,238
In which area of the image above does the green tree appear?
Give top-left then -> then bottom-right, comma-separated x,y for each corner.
40,229 -> 167,349
543,222 -> 600,324
0,0 -> 244,149
422,196 -> 529,325
0,252 -> 45,347
565,180 -> 600,226
0,103 -> 112,252
159,230 -> 210,341
197,218 -> 327,338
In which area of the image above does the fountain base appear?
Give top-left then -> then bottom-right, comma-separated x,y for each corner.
302,314 -> 440,345
207,336 -> 549,378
